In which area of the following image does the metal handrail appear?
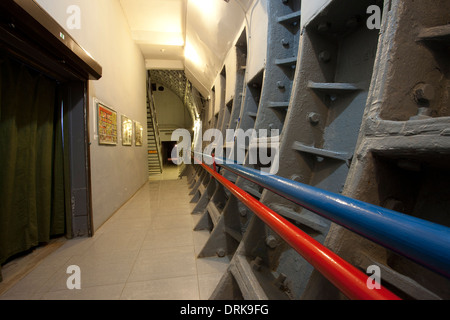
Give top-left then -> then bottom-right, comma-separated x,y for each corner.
196,159 -> 400,300
194,152 -> 450,280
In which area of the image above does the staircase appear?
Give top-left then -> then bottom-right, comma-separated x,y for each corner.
147,88 -> 163,175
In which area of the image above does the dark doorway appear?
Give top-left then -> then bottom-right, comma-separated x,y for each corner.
162,141 -> 177,165
0,0 -> 102,282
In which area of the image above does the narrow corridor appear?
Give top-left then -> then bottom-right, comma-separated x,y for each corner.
0,167 -> 229,300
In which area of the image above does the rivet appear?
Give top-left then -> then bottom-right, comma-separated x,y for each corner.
239,207 -> 248,217
251,256 -> 263,271
346,17 -> 359,29
317,22 -> 330,32
274,273 -> 288,290
277,81 -> 285,89
319,51 -> 331,63
308,112 -> 321,125
216,248 -> 226,258
414,84 -> 435,103
384,198 -> 404,212
266,235 -> 278,249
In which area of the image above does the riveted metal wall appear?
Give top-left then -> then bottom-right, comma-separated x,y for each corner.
302,0 -> 450,300
185,0 -> 450,300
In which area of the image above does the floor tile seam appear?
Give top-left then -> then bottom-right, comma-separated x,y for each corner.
134,244 -> 197,256
122,273 -> 200,286
118,228 -> 149,298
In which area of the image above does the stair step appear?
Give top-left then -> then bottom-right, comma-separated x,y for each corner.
292,141 -> 352,162
275,56 -> 297,67
277,10 -> 301,25
268,101 -> 289,109
308,81 -> 360,93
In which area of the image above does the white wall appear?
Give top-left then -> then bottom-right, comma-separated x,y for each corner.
246,0 -> 268,82
184,0 -> 248,98
36,0 -> 148,231
153,86 -> 192,141
224,47 -> 238,105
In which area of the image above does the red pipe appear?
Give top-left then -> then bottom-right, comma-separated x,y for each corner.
199,162 -> 401,300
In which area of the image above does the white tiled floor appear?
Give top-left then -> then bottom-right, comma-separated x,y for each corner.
0,166 -> 229,300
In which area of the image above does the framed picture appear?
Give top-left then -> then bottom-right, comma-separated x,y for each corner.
121,115 -> 133,146
97,102 -> 117,145
135,121 -> 143,146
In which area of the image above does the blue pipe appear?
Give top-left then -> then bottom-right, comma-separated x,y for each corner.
194,152 -> 450,279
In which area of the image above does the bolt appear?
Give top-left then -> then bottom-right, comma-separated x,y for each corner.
217,248 -> 226,258
384,198 -> 404,212
266,235 -> 278,249
319,51 -> 331,63
239,207 -> 248,217
274,273 -> 288,290
308,112 -> 321,125
290,174 -> 303,182
317,22 -> 330,32
251,256 -> 263,271
277,81 -> 285,89
414,84 -> 435,103
346,17 -> 359,29
281,39 -> 290,47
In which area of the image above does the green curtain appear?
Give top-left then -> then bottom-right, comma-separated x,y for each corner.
0,54 -> 66,281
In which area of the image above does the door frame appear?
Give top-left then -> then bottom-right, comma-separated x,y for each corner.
0,0 -> 102,237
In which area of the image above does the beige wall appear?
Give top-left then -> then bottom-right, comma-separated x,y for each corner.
152,86 -> 193,142
36,0 -> 148,231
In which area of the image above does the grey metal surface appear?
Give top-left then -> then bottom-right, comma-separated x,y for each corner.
302,0 -> 450,300
188,0 -> 450,300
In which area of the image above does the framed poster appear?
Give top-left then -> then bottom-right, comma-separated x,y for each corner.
135,121 -> 143,146
122,115 -> 133,146
97,103 -> 117,145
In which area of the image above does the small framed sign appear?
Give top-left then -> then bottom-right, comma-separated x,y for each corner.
135,121 -> 143,146
97,102 -> 117,145
122,115 -> 133,146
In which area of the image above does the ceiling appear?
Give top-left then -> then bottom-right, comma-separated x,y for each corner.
119,0 -> 186,70
119,0 -> 253,98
